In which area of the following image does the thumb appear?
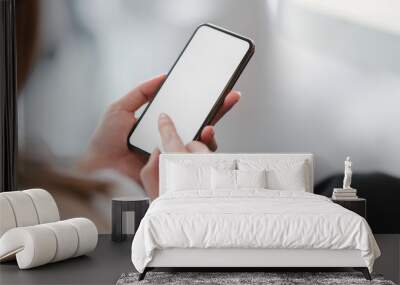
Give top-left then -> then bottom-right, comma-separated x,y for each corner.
158,113 -> 187,153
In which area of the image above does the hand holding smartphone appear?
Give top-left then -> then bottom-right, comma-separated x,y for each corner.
127,24 -> 255,154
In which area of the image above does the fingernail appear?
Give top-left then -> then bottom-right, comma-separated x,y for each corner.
159,113 -> 167,120
236,91 -> 242,97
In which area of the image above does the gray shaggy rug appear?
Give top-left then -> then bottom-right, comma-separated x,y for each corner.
116,272 -> 396,285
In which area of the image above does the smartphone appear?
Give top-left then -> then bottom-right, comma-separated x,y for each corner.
127,23 -> 255,154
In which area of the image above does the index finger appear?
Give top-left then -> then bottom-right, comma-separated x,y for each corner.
112,74 -> 166,112
158,113 -> 187,153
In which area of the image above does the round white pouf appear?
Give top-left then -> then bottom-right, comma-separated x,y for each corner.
1,192 -> 39,227
0,196 -> 17,237
23,189 -> 60,223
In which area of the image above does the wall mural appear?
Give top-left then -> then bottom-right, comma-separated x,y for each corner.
15,0 -> 400,233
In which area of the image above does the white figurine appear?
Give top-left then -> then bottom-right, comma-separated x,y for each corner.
343,156 -> 353,189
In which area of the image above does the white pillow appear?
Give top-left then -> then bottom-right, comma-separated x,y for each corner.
236,169 -> 267,189
211,169 -> 268,190
167,163 -> 209,191
238,159 -> 308,191
166,160 -> 235,191
211,168 -> 236,190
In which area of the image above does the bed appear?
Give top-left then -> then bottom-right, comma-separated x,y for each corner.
131,153 -> 380,280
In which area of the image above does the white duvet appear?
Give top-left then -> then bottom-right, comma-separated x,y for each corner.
131,190 -> 380,272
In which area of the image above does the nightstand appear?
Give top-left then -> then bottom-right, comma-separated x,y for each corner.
331,198 -> 366,219
112,197 -> 149,242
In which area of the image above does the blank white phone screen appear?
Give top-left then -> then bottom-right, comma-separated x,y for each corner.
129,25 -> 250,153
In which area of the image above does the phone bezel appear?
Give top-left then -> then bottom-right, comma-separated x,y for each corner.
127,23 -> 255,155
